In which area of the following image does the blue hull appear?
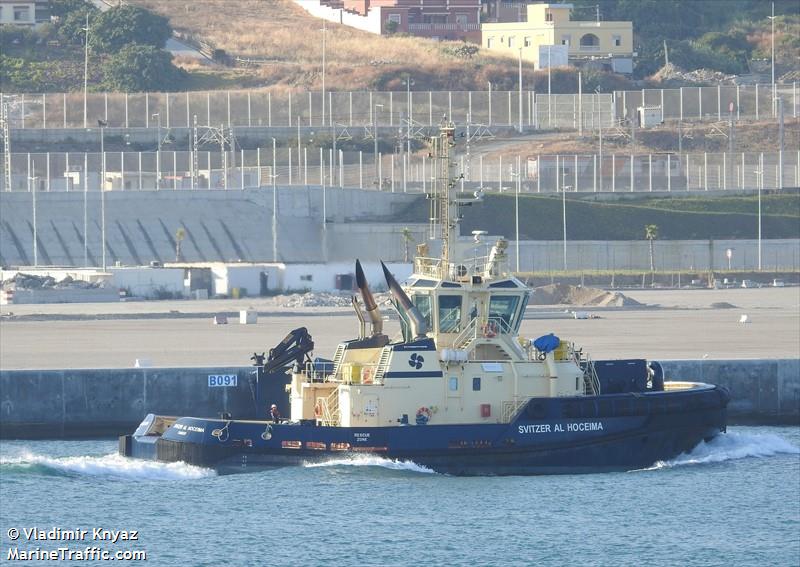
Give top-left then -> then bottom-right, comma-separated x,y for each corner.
121,385 -> 728,475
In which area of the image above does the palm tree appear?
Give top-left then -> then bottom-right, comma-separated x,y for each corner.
401,227 -> 414,263
175,227 -> 186,262
645,224 -> 658,286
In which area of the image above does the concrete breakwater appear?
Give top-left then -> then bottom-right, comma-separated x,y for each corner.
0,359 -> 797,438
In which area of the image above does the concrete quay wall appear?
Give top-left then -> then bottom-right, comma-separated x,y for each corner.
0,359 -> 797,439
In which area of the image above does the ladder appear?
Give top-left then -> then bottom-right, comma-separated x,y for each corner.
331,343 -> 346,379
317,388 -> 340,426
583,359 -> 601,396
372,346 -> 392,383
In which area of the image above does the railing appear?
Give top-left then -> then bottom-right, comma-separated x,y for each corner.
408,23 -> 480,31
502,398 -> 530,423
372,346 -> 392,383
452,318 -> 478,350
317,389 -> 340,426
582,359 -> 601,396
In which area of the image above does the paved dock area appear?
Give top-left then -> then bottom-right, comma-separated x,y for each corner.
1,288 -> 797,370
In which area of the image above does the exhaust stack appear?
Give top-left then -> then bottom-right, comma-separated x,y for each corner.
381,260 -> 428,339
355,259 -> 383,336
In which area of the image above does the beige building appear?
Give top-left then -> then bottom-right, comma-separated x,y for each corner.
0,0 -> 49,27
481,3 -> 634,73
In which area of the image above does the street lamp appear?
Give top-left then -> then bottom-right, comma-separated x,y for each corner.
374,103 -> 384,186
152,113 -> 161,189
272,137 -> 278,262
98,119 -> 107,271
561,167 -> 569,271
596,87 -> 603,192
753,166 -> 763,271
768,2 -> 776,117
320,21 -> 327,127
402,75 -> 415,156
510,158 -> 522,272
82,14 -> 90,129
487,81 -> 492,126
518,48 -> 523,133
28,164 -> 38,266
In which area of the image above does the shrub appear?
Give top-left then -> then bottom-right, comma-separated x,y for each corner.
102,45 -> 186,92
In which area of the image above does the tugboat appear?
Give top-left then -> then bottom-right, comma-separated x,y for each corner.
120,122 -> 729,475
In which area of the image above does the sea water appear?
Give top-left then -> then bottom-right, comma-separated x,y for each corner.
1,426 -> 798,567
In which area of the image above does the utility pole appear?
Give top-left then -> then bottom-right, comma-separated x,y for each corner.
518,48 -> 523,133
272,137 -> 278,262
770,2 -> 776,117
153,113 -> 161,189
778,96 -> 784,189
192,114 -> 199,190
29,157 -> 38,266
98,121 -> 107,271
596,88 -> 603,192
83,14 -> 89,129
374,103 -> 383,185
320,20 -> 327,128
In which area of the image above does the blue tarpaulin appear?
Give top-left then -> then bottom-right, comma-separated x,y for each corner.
533,333 -> 560,353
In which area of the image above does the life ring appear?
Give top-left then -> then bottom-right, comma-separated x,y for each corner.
314,401 -> 323,418
483,321 -> 498,338
415,406 -> 432,425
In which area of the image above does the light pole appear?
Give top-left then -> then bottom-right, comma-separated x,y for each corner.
152,113 -> 161,189
514,157 -> 521,272
320,21 -> 327,128
402,75 -> 414,156
374,103 -> 383,186
83,14 -> 89,129
28,162 -> 38,266
272,137 -> 278,262
596,87 -> 603,191
769,2 -> 776,116
518,48 -> 523,133
547,45 -> 552,127
561,168 -> 569,271
754,166 -> 763,271
487,81 -> 492,126
98,119 -> 107,271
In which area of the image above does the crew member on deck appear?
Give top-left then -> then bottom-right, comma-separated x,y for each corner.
269,404 -> 281,423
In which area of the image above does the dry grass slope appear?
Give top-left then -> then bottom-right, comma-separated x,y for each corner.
130,0 -> 524,91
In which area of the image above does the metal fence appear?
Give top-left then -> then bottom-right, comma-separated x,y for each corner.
5,149 -> 796,194
2,83 -> 796,132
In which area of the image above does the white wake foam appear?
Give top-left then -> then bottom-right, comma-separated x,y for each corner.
641,431 -> 800,471
304,454 -> 435,474
0,452 -> 216,480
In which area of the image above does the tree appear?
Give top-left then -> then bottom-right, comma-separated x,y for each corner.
401,227 -> 415,262
50,0 -> 94,18
103,45 -> 185,92
90,5 -> 171,53
645,224 -> 658,286
57,3 -> 99,45
175,227 -> 186,262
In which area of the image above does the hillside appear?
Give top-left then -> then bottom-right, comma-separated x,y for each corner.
129,0 -> 529,92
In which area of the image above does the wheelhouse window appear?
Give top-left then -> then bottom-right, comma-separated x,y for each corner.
438,295 -> 462,333
488,295 -> 520,331
411,294 -> 432,330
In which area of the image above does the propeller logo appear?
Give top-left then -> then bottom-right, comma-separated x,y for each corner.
408,353 -> 424,370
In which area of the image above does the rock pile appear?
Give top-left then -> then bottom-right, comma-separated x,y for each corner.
2,273 -> 106,290
651,63 -> 737,86
530,283 -> 642,307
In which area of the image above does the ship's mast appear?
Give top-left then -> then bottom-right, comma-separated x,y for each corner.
429,121 -> 459,270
